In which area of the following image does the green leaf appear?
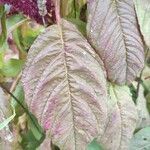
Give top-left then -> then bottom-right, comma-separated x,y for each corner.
6,14 -> 26,34
61,0 -> 76,18
21,130 -> 42,150
11,83 -> 25,117
0,5 -> 7,48
87,139 -> 103,150
13,22 -> 44,52
0,102 -> 16,130
129,127 -> 150,150
11,83 -> 24,107
28,114 -> 44,141
0,52 -> 4,69
134,0 -> 150,48
0,59 -> 24,77
67,18 -> 86,35
98,84 -> 138,150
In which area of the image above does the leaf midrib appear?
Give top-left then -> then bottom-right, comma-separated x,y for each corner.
58,22 -> 77,150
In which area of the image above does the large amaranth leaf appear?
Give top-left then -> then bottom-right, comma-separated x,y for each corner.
134,0 -> 150,48
22,19 -> 108,149
87,0 -> 144,85
98,84 -> 138,150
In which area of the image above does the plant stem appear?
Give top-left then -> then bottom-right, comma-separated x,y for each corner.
55,0 -> 61,24
0,83 -> 44,136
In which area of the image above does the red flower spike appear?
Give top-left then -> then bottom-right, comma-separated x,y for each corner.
0,0 -> 55,25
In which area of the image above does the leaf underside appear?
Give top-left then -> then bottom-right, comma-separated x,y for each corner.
134,0 -> 150,48
87,0 -> 144,85
22,19 -> 108,150
99,84 -> 138,150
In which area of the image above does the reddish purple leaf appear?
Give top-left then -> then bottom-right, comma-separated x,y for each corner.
22,19 -> 108,149
87,0 -> 144,85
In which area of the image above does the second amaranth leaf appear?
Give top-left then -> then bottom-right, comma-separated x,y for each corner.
87,0 -> 144,85
98,84 -> 138,150
134,0 -> 150,48
22,19 -> 108,150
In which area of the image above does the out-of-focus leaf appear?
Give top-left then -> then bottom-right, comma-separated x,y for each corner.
142,66 -> 150,91
6,14 -> 27,35
67,18 -> 86,36
0,5 -> 7,48
11,83 -> 24,107
87,0 -> 144,85
98,84 -> 138,150
0,105 -> 15,130
146,92 -> 150,113
77,0 -> 86,8
37,0 -> 47,17
20,22 -> 44,50
61,0 -> 75,17
0,59 -> 24,77
0,87 -> 16,131
21,130 -> 42,150
11,83 -> 25,117
0,87 -> 14,147
87,139 -> 103,150
0,52 -> 4,68
132,82 -> 150,129
22,19 -> 108,149
129,127 -> 150,150
134,0 -> 150,48
61,0 -> 87,19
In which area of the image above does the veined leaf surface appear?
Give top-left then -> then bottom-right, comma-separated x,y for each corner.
98,84 -> 138,150
134,0 -> 150,48
87,0 -> 144,84
22,19 -> 108,150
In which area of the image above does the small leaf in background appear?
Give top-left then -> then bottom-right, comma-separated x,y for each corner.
132,82 -> 150,129
0,58 -> 24,77
129,127 -> 150,150
27,114 -> 44,141
134,0 -> 150,48
0,52 -> 4,68
142,66 -> 150,91
0,5 -> 7,48
11,83 -> 44,141
61,0 -> 75,17
67,18 -> 86,36
21,130 -> 42,150
61,0 -> 87,19
11,83 -> 25,117
0,87 -> 14,148
87,139 -> 103,150
20,22 -> 44,50
146,93 -> 150,113
6,13 -> 26,34
98,84 -> 138,150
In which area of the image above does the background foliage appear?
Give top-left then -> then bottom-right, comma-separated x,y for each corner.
0,0 -> 150,150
